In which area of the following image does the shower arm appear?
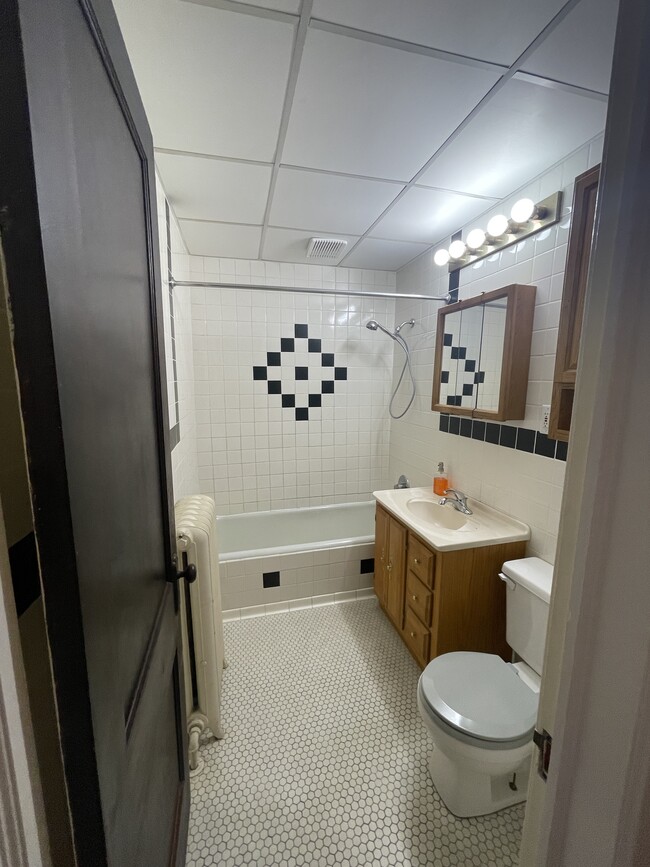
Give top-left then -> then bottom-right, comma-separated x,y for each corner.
170,278 -> 452,304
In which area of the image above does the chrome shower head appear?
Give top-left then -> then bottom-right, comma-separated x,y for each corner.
365,319 -> 379,330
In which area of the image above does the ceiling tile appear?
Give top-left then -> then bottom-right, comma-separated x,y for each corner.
312,0 -> 566,66
418,78 -> 607,199
269,168 -> 403,235
370,187 -> 496,244
262,228 -> 360,265
156,153 -> 272,224
179,221 -> 262,258
520,0 -> 618,94
113,0 -> 293,161
342,239 -> 429,271
282,29 -> 500,181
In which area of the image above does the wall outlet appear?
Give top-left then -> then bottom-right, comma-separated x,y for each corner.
540,405 -> 551,434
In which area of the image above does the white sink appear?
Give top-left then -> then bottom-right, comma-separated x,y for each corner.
373,487 -> 530,552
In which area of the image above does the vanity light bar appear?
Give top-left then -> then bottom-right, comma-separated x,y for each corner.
435,191 -> 563,273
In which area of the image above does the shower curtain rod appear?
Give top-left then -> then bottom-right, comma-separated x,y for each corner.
169,279 -> 452,304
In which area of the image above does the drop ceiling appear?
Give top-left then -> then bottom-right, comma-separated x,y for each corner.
113,0 -> 618,270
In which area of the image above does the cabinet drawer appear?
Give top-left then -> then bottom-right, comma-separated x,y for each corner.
406,571 -> 433,625
407,535 -> 435,588
403,607 -> 430,667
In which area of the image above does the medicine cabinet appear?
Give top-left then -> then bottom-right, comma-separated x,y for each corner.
431,284 -> 536,421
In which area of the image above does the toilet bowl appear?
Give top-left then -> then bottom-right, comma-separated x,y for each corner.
417,557 -> 553,818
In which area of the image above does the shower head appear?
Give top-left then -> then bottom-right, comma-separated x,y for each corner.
365,318 -> 396,340
366,319 -> 379,331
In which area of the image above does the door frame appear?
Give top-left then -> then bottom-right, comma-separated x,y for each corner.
520,0 -> 650,863
0,0 -> 185,862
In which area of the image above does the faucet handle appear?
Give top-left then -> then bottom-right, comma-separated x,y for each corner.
394,474 -> 410,489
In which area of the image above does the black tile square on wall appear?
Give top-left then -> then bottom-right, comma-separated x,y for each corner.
334,367 -> 347,381
267,381 -> 281,395
263,571 -> 280,588
460,418 -> 473,438
500,425 -> 516,448
322,353 -> 334,367
294,323 -> 308,338
485,422 -> 500,445
516,427 -> 536,453
360,558 -> 374,574
295,408 -> 308,421
556,440 -> 568,461
308,394 -> 322,407
439,414 -> 450,433
535,432 -> 557,458
282,394 -> 295,408
267,352 -> 281,366
441,371 -> 449,384
308,338 -> 321,352
449,416 -> 460,435
281,338 -> 294,352
253,366 -> 267,380
322,381 -> 334,394
472,420 -> 486,441
444,333 -> 453,346
295,366 -> 308,380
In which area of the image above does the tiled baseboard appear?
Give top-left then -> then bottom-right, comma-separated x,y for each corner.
223,587 -> 376,621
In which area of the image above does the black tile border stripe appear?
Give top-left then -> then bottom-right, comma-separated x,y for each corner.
439,414 -> 567,461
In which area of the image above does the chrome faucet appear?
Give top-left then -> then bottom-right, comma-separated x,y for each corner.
439,488 -> 473,515
394,474 -> 410,489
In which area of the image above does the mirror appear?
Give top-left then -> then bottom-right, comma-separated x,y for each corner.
432,284 -> 536,421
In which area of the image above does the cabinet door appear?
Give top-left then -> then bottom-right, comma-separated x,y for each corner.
386,516 -> 407,629
374,506 -> 390,608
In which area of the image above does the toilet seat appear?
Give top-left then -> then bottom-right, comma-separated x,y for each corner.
419,652 -> 538,747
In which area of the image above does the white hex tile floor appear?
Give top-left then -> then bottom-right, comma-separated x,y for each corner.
187,599 -> 524,866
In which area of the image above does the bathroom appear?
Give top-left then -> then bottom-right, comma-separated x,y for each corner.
1,0 -> 649,865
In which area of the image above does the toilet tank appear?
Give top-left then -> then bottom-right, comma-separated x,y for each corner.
501,557 -> 554,675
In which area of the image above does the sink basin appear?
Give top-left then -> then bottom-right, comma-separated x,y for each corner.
373,487 -> 531,552
406,498 -> 471,530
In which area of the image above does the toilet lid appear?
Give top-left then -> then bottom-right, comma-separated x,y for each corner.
419,652 -> 538,743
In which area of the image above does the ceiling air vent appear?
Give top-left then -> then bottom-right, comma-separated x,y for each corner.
306,238 -> 348,261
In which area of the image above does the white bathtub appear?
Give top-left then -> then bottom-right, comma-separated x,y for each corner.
217,501 -> 376,612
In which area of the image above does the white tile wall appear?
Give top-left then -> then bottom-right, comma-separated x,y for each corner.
187,256 -> 398,513
156,174 -> 200,501
389,133 -> 604,563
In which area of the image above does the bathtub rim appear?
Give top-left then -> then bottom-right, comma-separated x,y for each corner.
217,499 -> 375,562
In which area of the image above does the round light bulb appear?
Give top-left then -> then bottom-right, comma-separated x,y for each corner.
510,198 -> 536,224
448,240 -> 467,260
433,248 -> 450,266
486,214 -> 509,238
466,228 -> 486,250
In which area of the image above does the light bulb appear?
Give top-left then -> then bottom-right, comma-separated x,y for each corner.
448,240 -> 467,260
434,248 -> 450,266
510,198 -> 536,224
466,228 -> 486,250
486,214 -> 509,238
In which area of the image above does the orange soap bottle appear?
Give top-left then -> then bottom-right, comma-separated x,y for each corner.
433,461 -> 448,496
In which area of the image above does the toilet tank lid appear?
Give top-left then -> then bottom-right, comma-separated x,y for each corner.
502,557 -> 553,603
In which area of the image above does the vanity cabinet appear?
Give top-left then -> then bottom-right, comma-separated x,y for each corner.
375,504 -> 526,668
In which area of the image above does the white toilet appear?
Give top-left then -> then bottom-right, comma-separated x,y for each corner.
417,556 -> 553,818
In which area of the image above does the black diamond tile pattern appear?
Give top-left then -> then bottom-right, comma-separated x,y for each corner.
253,324 -> 348,420
186,601 -> 524,866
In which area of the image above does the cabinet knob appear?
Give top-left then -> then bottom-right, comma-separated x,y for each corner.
414,558 -> 420,565
386,562 -> 392,574
410,631 -> 415,638
411,594 -> 417,601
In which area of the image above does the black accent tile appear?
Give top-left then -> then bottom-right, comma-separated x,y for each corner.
472,420 -> 486,441
295,366 -> 308,380
334,367 -> 347,381
465,360 -> 476,372
450,395 -> 462,407
294,324 -> 308,338
322,353 -> 334,367
322,381 -> 334,394
535,432 -> 557,458
444,333 -> 453,346
474,371 -> 486,384
556,440 -> 568,461
263,571 -> 280,588
450,347 -> 460,360
267,352 -> 281,366
516,427 -> 536,453
500,425 -> 516,448
485,422 -> 501,445
462,384 -> 474,397
308,394 -> 322,408
295,407 -> 309,421
441,370 -> 449,384
449,416 -> 461,435
439,414 -> 450,433
281,337 -> 294,352
253,366 -> 267,380
308,338 -> 322,352
267,380 -> 281,395
460,418 -> 473,438
281,394 -> 295,408
360,558 -> 374,575
458,347 -> 467,360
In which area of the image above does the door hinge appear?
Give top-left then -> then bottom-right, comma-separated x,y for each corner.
533,728 -> 552,781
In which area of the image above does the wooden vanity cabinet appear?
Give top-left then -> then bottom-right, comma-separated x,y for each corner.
375,504 -> 526,668
374,505 -> 407,630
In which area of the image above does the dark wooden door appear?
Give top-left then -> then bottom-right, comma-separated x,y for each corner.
0,1 -> 189,864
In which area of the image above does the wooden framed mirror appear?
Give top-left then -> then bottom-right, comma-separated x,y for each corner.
432,284 -> 536,421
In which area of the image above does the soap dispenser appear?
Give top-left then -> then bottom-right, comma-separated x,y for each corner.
433,462 -> 448,496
